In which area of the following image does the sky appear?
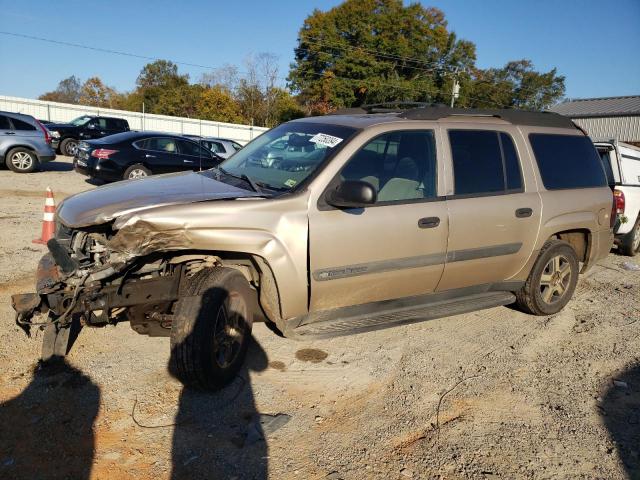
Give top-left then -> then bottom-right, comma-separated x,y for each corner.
0,0 -> 638,101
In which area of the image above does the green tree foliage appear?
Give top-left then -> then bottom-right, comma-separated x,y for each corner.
462,60 -> 566,110
289,0 -> 565,110
38,75 -> 82,104
288,0 -> 476,108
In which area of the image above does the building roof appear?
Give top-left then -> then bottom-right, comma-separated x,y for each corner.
549,95 -> 640,118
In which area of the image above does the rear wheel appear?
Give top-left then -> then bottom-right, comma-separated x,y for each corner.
515,240 -> 579,316
619,217 -> 640,257
123,164 -> 151,180
169,267 -> 253,390
60,138 -> 78,157
6,148 -> 39,173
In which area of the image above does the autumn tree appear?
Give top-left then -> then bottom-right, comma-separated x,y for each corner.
79,77 -> 118,108
39,75 -> 82,104
196,86 -> 245,123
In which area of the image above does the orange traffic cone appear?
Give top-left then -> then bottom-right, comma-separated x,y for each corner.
33,187 -> 56,245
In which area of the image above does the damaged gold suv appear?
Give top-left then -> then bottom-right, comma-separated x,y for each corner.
12,106 -> 614,389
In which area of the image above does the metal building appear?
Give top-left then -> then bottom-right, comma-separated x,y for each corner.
549,95 -> 640,146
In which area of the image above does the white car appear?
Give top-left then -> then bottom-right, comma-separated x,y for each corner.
596,140 -> 640,256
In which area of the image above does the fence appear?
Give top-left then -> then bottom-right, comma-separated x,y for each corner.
0,95 -> 268,144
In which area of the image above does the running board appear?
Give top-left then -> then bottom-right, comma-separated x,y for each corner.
285,291 -> 516,339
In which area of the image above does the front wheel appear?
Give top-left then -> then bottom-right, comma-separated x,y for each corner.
169,267 -> 254,390
60,138 -> 78,157
515,240 -> 579,316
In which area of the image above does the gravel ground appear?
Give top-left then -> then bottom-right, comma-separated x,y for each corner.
0,157 -> 638,479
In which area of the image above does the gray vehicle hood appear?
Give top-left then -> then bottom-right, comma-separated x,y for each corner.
57,171 -> 262,228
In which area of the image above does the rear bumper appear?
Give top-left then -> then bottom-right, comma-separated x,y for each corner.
73,156 -> 121,182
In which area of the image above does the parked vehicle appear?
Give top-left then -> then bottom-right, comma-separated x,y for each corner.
595,140 -> 640,256
197,136 -> 244,159
13,106 -> 614,390
0,111 -> 56,173
73,131 -> 222,181
47,116 -> 130,156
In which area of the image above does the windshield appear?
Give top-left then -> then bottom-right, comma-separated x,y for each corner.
218,122 -> 357,192
69,116 -> 92,126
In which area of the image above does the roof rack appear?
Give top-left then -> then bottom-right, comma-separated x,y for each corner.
330,104 -> 577,129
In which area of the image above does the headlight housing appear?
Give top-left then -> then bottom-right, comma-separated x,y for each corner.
50,131 -> 61,138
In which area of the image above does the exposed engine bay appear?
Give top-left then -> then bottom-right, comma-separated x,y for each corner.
12,222 -> 262,344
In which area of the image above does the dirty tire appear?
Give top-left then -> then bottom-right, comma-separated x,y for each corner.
514,240 -> 579,316
123,164 -> 151,180
619,217 -> 640,257
6,147 -> 39,173
170,267 -> 253,390
60,138 -> 78,157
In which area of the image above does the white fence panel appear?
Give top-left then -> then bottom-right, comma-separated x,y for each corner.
0,95 -> 268,144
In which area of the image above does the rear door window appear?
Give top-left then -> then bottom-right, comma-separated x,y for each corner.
177,139 -> 211,157
147,137 -> 178,154
449,130 -> 523,195
529,134 -> 607,189
10,118 -> 36,131
0,115 -> 11,130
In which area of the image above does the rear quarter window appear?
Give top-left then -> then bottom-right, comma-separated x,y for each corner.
529,134 -> 607,190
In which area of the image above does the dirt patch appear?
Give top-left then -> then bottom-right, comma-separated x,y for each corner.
295,348 -> 329,363
268,360 -> 287,371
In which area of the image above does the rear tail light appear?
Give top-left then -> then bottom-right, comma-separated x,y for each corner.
614,189 -> 625,214
91,149 -> 118,160
35,119 -> 52,145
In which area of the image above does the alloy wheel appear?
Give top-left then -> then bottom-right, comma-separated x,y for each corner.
211,293 -> 246,369
539,254 -> 572,304
633,222 -> 640,253
65,141 -> 78,156
10,151 -> 33,171
128,169 -> 148,179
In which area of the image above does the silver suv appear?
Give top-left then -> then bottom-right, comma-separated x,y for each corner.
0,111 -> 56,173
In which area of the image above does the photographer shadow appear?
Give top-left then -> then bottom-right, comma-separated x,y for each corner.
0,358 -> 100,479
601,362 -> 640,479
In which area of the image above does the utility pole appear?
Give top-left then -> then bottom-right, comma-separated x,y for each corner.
450,74 -> 460,108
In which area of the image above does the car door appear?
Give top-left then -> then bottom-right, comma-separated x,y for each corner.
137,137 -> 181,174
176,139 -> 217,170
8,116 -> 40,143
83,118 -> 109,139
308,128 -> 449,312
436,126 -> 542,291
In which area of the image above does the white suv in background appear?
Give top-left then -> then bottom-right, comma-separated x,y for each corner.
596,140 -> 640,256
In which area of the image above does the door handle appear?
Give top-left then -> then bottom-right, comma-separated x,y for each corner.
5,131 -> 15,135
418,216 -> 440,228
183,159 -> 194,163
515,208 -> 533,218
145,154 -> 156,158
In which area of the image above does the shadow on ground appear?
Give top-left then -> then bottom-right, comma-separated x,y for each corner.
0,358 -> 100,479
40,161 -> 74,172
601,362 -> 640,479
171,339 -> 271,479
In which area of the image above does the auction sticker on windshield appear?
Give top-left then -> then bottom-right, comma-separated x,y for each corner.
309,133 -> 343,148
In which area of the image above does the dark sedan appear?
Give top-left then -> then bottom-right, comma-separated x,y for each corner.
73,131 -> 222,182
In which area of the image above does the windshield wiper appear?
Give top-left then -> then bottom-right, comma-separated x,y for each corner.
217,167 -> 263,194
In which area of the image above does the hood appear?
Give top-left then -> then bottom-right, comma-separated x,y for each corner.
46,123 -> 75,130
57,171 -> 262,228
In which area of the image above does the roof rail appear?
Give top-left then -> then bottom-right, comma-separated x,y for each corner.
329,102 -> 446,115
398,106 -> 576,128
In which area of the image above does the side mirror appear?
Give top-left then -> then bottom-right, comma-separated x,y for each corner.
87,123 -> 96,129
327,180 -> 377,208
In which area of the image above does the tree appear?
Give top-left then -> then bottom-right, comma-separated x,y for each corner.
464,60 -> 565,110
79,77 -> 118,108
39,75 -> 82,104
288,0 -> 476,108
136,60 -> 189,89
196,86 -> 245,123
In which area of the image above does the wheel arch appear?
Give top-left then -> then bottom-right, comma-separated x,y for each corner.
546,228 -> 592,272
